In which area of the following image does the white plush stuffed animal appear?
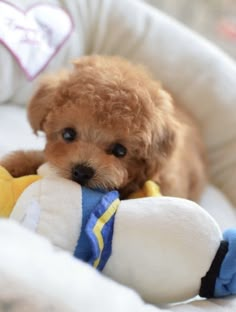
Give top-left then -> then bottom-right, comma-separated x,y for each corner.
1,164 -> 236,305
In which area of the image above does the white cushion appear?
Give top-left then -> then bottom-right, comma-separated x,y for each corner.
0,106 -> 45,157
1,0 -> 236,205
1,0 -> 236,311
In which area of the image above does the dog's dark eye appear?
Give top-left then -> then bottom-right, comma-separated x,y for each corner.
108,143 -> 127,158
62,128 -> 77,142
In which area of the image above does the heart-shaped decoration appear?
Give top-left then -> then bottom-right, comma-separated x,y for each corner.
0,1 -> 74,80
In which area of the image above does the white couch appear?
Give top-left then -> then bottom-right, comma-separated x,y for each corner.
0,0 -> 236,311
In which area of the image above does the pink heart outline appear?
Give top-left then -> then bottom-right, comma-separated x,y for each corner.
0,0 -> 74,80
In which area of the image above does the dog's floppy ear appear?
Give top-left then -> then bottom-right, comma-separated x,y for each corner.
28,71 -> 69,133
143,118 -> 177,181
155,120 -> 177,158
154,89 -> 178,157
145,89 -> 179,177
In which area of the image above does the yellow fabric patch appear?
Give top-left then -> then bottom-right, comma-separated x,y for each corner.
92,198 -> 120,268
0,166 -> 41,217
128,180 -> 162,199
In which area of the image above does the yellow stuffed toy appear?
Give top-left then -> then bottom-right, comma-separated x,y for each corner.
0,166 -> 40,217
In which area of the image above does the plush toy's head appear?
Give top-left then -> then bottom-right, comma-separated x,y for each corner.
0,166 -> 40,217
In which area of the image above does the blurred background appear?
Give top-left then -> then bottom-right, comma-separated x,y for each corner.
145,0 -> 236,59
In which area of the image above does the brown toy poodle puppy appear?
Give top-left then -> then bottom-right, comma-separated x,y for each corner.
1,55 -> 206,200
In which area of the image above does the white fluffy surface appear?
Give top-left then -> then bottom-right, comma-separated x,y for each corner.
0,220 -> 153,312
0,219 -> 235,312
1,0 -> 236,310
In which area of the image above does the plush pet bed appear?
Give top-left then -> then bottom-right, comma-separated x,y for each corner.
0,0 -> 236,311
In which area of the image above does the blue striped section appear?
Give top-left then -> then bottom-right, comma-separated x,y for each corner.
85,191 -> 119,271
73,187 -> 105,262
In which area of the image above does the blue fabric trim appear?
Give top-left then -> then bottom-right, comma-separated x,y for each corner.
85,190 -> 119,271
214,228 -> 236,297
73,187 -> 105,262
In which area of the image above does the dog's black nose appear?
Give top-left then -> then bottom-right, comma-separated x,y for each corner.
72,164 -> 95,184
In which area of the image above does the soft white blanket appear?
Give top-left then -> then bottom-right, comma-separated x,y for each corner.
1,0 -> 236,311
0,218 -> 234,312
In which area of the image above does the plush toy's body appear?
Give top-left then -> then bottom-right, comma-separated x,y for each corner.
0,165 -> 236,304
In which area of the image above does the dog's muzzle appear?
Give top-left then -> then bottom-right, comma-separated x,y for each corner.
72,164 -> 95,185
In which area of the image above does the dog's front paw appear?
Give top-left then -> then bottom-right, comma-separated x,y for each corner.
0,150 -> 45,177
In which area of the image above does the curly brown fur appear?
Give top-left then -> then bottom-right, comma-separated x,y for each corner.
0,55 -> 206,200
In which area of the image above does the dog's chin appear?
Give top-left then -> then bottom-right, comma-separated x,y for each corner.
68,176 -> 116,192
86,180 -> 119,192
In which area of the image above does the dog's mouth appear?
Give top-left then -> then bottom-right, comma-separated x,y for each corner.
70,164 -> 110,191
71,176 -> 112,193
